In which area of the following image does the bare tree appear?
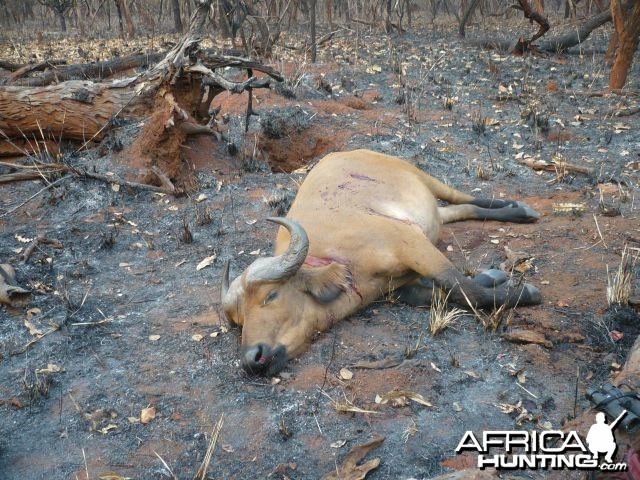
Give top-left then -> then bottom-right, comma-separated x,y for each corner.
172,0 -> 183,32
113,0 -> 135,39
310,0 -> 317,62
37,0 -> 73,31
608,0 -> 640,89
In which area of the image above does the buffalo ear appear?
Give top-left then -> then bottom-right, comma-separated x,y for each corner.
299,263 -> 352,304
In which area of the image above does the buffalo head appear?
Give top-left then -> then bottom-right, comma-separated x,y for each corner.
221,218 -> 351,375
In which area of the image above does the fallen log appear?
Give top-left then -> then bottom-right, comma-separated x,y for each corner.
8,53 -> 165,87
538,9 -> 611,52
6,60 -> 68,83
470,9 -> 611,53
0,79 -> 148,142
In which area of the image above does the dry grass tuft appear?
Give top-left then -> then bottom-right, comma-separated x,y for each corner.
607,246 -> 637,306
429,288 -> 466,336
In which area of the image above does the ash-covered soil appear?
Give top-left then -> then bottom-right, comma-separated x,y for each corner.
1,19 -> 639,480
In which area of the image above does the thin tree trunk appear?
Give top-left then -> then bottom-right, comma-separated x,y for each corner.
120,0 -> 136,38
172,0 -> 183,32
459,0 -> 481,37
114,0 -> 125,39
57,9 -> 67,31
310,0 -> 317,62
609,0 -> 640,89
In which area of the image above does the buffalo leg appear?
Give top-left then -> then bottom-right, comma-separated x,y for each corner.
438,202 -> 539,224
398,239 -> 541,309
396,269 -> 510,306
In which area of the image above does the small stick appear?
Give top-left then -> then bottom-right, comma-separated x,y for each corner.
82,448 -> 89,480
150,166 -> 176,193
17,324 -> 60,354
77,168 -> 179,195
0,176 -> 68,219
193,414 -> 224,480
154,452 -> 178,480
593,214 -> 608,249
22,236 -> 63,263
574,365 -> 579,418
517,381 -> 539,399
519,157 -> 594,175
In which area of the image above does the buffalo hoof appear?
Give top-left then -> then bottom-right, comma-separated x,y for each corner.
521,283 -> 542,305
510,201 -> 540,223
473,269 -> 508,288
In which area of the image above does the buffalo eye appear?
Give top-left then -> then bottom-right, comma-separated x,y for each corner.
263,290 -> 279,305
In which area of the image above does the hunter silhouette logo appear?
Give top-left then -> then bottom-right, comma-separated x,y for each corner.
586,410 -> 627,464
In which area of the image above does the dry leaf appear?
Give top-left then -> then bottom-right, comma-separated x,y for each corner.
221,444 -> 235,453
322,436 -> 384,480
503,329 -> 552,348
98,424 -> 118,434
539,420 -> 553,430
552,202 -> 587,213
35,363 -> 62,374
196,255 -> 216,271
500,246 -> 534,273
339,368 -> 354,380
99,472 -> 132,480
26,307 -> 41,320
15,234 -> 34,243
140,406 -> 156,424
192,334 -> 204,342
24,319 -> 43,337
497,400 -> 522,414
376,390 -> 433,407
464,370 -> 481,379
331,439 -> 347,448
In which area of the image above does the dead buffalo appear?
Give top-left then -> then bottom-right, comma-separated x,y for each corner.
221,149 -> 541,375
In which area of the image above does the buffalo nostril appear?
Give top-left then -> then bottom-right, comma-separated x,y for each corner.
253,345 -> 263,363
242,343 -> 272,374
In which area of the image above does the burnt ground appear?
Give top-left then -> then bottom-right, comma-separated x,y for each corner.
1,18 -> 640,480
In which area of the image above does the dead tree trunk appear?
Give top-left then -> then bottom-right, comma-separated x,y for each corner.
171,0 -> 183,32
0,80 -> 147,142
310,0 -> 318,62
538,8 -> 610,51
512,0 -> 550,52
6,53 -> 165,87
609,0 -> 640,89
459,0 -> 481,37
470,9 -> 611,52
